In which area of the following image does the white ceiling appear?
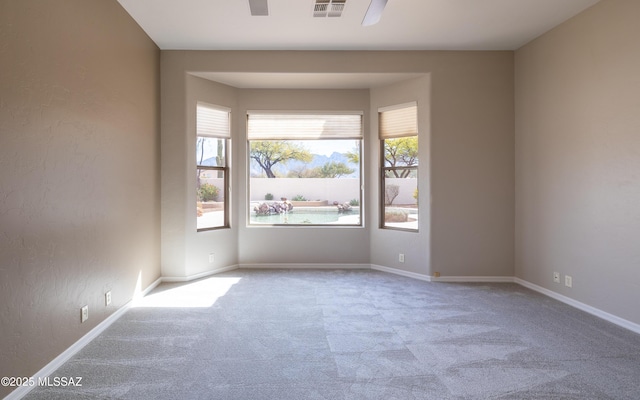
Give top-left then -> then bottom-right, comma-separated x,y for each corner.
118,0 -> 599,51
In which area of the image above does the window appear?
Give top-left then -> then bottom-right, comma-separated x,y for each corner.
196,102 -> 230,231
247,112 -> 363,226
380,102 -> 419,231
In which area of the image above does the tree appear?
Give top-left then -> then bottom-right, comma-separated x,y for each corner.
345,142 -> 361,164
197,137 -> 225,186
384,137 -> 418,178
385,184 -> 400,205
286,165 -> 318,178
317,162 -> 355,178
250,141 -> 312,178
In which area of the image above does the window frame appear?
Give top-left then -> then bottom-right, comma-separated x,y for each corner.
246,111 -> 364,228
379,102 -> 419,232
196,102 -> 230,232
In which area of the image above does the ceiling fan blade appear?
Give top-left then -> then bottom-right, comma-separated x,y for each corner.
362,0 -> 388,26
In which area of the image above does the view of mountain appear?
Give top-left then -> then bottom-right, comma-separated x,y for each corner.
249,152 -> 359,178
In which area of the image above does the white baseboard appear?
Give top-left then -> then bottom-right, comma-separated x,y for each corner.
142,277 -> 163,295
370,264 -> 432,282
238,263 -> 370,270
9,266 -> 638,400
4,296 -> 136,400
370,265 -> 515,284
161,264 -> 239,282
4,274 -> 168,400
514,278 -> 640,335
371,268 -> 640,335
433,276 -> 515,283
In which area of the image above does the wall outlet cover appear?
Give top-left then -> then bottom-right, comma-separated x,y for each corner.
81,305 -> 89,323
565,275 -> 573,288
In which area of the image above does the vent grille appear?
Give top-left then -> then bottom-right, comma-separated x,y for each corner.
314,0 -> 346,18
249,0 -> 269,16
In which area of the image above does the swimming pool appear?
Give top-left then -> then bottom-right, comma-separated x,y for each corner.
250,207 -> 361,225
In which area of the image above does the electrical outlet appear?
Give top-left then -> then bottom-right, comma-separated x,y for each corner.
565,275 -> 572,288
81,305 -> 89,323
105,291 -> 112,306
399,253 -> 405,263
209,253 -> 215,263
553,272 -> 560,283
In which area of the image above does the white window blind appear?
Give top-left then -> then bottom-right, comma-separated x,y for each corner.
197,102 -> 231,138
247,112 -> 363,140
379,102 -> 418,139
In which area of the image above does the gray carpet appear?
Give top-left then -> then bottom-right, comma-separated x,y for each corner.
26,269 -> 640,399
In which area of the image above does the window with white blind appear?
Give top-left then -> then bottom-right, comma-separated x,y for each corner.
247,111 -> 363,226
379,102 -> 419,231
196,102 -> 230,231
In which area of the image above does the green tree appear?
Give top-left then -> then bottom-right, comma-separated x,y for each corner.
384,137 -> 418,178
345,142 -> 361,164
250,141 -> 312,178
317,161 -> 355,178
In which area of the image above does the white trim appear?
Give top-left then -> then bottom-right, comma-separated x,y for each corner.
9,266 -> 639,400
433,276 -> 515,283
4,293 -> 137,399
370,264 -> 432,282
161,265 -> 239,282
238,263 -> 369,270
514,278 -> 640,335
4,276 -> 162,400
142,277 -> 163,296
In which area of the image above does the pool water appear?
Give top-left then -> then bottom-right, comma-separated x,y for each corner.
250,207 -> 360,225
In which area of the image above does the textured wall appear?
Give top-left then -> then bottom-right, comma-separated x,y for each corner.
428,53 -> 515,277
0,0 -> 160,396
515,0 -> 640,324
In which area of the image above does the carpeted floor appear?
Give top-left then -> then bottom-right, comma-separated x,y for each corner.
26,269 -> 640,399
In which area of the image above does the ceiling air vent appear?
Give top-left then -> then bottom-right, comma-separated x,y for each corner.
249,0 -> 269,16
313,0 -> 346,18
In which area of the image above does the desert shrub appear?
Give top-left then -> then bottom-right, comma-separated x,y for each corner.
264,193 -> 274,200
413,188 -> 418,203
384,209 -> 409,222
197,183 -> 219,202
292,194 -> 307,201
349,199 -> 360,206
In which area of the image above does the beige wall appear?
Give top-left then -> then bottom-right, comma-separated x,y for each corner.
370,76 -> 432,274
185,76 -> 238,277
515,0 -> 640,324
0,0 -> 160,396
161,51 -> 514,276
430,54 -> 515,277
